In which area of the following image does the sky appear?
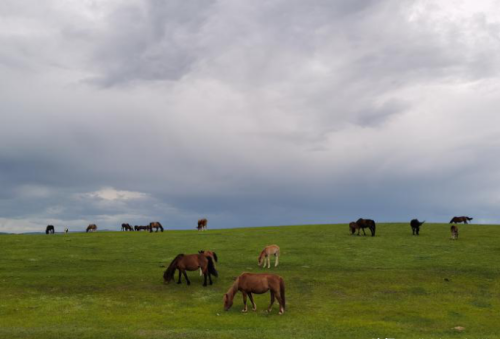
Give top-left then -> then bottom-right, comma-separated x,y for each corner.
1,0 -> 500,233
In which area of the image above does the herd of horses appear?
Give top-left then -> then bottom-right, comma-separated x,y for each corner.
162,244 -> 285,314
41,215 -> 474,313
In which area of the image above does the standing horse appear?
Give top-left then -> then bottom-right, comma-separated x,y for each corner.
64,228 -> 69,234
197,218 -> 208,231
223,273 -> 285,315
410,219 -> 425,235
45,225 -> 55,234
450,216 -> 473,224
86,224 -> 97,233
149,222 -> 164,232
163,253 -> 218,286
121,223 -> 133,231
258,245 -> 280,268
450,225 -> 459,240
354,218 -> 376,236
135,225 -> 150,231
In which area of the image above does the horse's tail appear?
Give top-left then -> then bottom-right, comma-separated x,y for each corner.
212,252 -> 218,263
280,277 -> 286,310
207,256 -> 218,277
164,254 -> 183,283
420,220 -> 425,226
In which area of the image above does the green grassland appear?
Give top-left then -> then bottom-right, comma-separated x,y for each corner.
0,223 -> 499,339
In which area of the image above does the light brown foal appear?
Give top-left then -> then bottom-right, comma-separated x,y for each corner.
258,245 -> 280,268
223,273 -> 285,314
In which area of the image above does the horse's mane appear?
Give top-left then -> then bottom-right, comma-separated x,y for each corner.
164,254 -> 184,283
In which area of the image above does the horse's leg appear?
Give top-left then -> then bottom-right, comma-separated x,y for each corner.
208,272 -> 213,285
267,291 -> 275,312
203,272 -> 208,287
248,293 -> 257,311
275,253 -> 279,267
241,292 -> 248,313
275,290 -> 284,314
267,256 -> 271,268
362,227 -> 366,236
183,270 -> 190,285
177,269 -> 182,284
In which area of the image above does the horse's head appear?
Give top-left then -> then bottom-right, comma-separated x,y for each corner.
223,293 -> 233,311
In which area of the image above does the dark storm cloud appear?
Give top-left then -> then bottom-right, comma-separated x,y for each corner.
1,0 -> 500,232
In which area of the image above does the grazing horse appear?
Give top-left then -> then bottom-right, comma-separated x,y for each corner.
121,223 -> 133,231
135,225 -> 150,231
149,222 -> 164,232
258,245 -> 280,268
163,253 -> 218,286
349,222 -> 359,235
354,218 -> 376,236
223,273 -> 285,315
45,225 -> 55,234
450,216 -> 473,224
86,224 -> 97,233
64,228 -> 68,234
410,219 -> 425,235
450,225 -> 459,240
197,218 -> 208,231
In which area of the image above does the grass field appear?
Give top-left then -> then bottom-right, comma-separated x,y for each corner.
0,223 -> 499,339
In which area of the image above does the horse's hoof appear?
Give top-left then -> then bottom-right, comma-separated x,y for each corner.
241,309 -> 248,313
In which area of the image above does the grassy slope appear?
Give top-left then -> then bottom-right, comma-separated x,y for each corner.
0,223 -> 499,339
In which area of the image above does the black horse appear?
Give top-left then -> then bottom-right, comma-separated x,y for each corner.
121,223 -> 133,231
45,225 -> 55,234
355,218 -> 376,236
410,219 -> 425,235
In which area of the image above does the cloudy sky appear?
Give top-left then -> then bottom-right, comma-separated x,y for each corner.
1,0 -> 500,233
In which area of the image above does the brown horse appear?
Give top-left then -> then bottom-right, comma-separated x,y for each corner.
45,225 -> 55,234
86,224 -> 97,233
197,218 -> 208,231
223,273 -> 285,314
353,218 -> 376,236
135,225 -> 150,231
258,245 -> 280,268
149,221 -> 164,232
450,225 -> 459,240
163,253 -> 218,286
349,222 -> 359,235
121,223 -> 133,231
450,216 -> 473,224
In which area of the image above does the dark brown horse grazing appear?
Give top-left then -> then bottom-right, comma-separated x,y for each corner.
450,225 -> 459,240
121,223 -> 133,231
223,273 -> 285,315
45,225 -> 55,234
197,218 -> 208,231
135,225 -> 150,231
86,224 -> 97,233
450,216 -> 473,224
149,222 -> 164,232
354,218 -> 376,236
164,253 -> 218,286
410,219 -> 425,235
349,222 -> 359,235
